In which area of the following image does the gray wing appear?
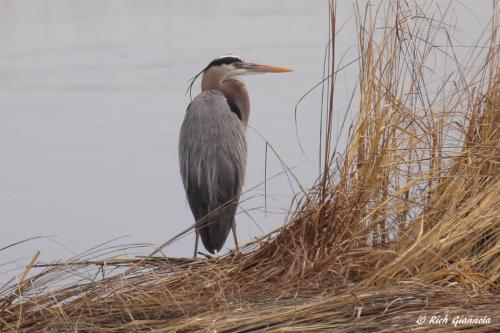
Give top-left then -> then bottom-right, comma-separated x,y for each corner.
179,90 -> 247,253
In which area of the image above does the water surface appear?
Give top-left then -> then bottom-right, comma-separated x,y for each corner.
0,0 -> 491,276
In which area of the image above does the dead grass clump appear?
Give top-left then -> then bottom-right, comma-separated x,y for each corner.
1,1 -> 499,332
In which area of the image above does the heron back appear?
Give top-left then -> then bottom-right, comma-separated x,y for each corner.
179,90 -> 247,253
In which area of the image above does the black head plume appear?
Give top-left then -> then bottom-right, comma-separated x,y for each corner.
205,55 -> 244,69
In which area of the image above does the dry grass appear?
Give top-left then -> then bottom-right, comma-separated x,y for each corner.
1,1 -> 499,332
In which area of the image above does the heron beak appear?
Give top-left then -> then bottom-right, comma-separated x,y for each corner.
238,62 -> 294,74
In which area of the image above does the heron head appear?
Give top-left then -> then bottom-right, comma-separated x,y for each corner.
187,54 -> 293,98
203,54 -> 293,83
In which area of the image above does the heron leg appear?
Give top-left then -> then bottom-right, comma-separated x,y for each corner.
231,221 -> 239,251
194,224 -> 200,258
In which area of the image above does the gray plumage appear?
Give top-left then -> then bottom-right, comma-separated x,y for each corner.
179,90 -> 247,254
178,55 -> 292,256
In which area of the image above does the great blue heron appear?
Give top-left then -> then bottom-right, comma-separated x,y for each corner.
179,55 -> 293,256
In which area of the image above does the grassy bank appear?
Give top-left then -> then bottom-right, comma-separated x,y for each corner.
1,1 -> 498,332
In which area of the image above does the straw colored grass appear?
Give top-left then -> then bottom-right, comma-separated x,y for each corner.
1,1 -> 498,331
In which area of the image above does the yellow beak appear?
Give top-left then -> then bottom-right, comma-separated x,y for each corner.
242,63 -> 294,73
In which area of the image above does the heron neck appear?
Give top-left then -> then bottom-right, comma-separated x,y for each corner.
201,73 -> 250,126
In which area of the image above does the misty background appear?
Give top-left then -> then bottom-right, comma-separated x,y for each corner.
0,0 -> 491,277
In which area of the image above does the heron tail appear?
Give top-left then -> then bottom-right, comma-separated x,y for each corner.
199,201 -> 237,254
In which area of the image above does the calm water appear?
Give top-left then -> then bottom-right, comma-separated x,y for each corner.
0,0 -> 491,277
0,1 -> 333,273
